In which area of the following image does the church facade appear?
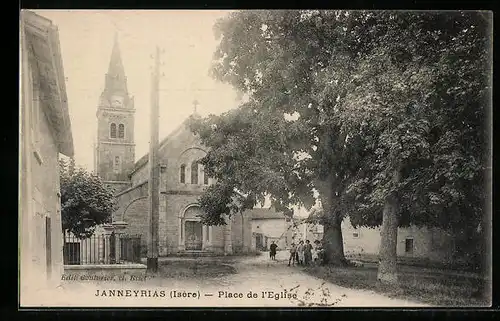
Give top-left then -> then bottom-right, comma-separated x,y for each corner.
94,37 -> 252,256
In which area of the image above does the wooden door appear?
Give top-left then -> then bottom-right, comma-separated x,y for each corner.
185,221 -> 202,250
256,233 -> 264,250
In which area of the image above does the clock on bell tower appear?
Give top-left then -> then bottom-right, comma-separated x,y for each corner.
111,95 -> 124,108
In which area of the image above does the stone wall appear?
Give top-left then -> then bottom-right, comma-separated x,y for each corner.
122,197 -> 149,239
164,194 -> 196,253
63,264 -> 146,278
96,110 -> 135,146
113,181 -> 148,221
104,181 -> 131,195
231,213 -> 253,253
130,121 -> 211,189
96,142 -> 135,181
117,190 -> 233,255
114,121 -> 253,256
130,164 -> 148,186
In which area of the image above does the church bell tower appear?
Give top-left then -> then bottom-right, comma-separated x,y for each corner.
95,34 -> 135,193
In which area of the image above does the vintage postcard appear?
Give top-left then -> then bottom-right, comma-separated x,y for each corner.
19,9 -> 492,308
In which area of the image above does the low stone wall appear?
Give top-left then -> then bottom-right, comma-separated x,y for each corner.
63,264 -> 147,280
344,253 -> 475,271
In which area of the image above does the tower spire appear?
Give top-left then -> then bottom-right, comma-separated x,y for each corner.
108,33 -> 125,79
105,33 -> 128,95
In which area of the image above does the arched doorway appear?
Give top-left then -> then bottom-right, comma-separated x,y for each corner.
180,205 -> 211,251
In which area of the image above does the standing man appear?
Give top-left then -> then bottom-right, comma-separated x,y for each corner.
269,241 -> 278,261
304,240 -> 313,266
288,242 -> 297,266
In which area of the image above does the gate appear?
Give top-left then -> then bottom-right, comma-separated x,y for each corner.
63,242 -> 81,265
120,234 -> 142,263
109,231 -> 116,264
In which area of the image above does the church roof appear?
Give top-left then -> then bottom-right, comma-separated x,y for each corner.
103,33 -> 128,95
108,34 -> 126,80
129,114 -> 200,176
246,208 -> 286,220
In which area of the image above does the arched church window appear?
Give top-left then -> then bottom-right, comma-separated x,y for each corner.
110,123 -> 117,138
113,155 -> 121,173
118,124 -> 125,138
180,164 -> 186,183
191,161 -> 199,184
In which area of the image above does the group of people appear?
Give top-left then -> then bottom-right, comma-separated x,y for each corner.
268,239 -> 323,266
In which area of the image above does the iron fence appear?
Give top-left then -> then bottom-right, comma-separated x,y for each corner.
63,233 -> 104,265
120,234 -> 142,263
63,232 -> 142,265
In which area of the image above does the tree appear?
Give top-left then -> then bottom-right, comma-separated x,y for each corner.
191,10 -> 490,272
60,157 -> 116,239
191,10 -> 382,265
340,11 -> 490,282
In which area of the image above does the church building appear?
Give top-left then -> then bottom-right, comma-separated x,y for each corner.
94,36 -> 253,256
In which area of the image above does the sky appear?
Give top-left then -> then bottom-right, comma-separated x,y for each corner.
32,10 -> 311,217
33,10 -> 240,172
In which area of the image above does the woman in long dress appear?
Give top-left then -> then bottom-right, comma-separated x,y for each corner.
312,240 -> 320,264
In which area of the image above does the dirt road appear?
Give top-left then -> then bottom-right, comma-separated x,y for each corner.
24,251 -> 429,307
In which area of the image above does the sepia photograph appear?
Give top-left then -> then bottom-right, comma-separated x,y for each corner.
19,9 -> 492,308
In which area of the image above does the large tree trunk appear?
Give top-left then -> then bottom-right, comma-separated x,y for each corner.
322,212 -> 347,266
377,193 -> 399,283
377,168 -> 401,284
316,178 -> 347,266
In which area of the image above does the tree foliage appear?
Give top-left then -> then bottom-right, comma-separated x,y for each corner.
340,12 -> 490,238
191,10 -> 490,266
191,10 -> 372,264
60,157 -> 116,239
